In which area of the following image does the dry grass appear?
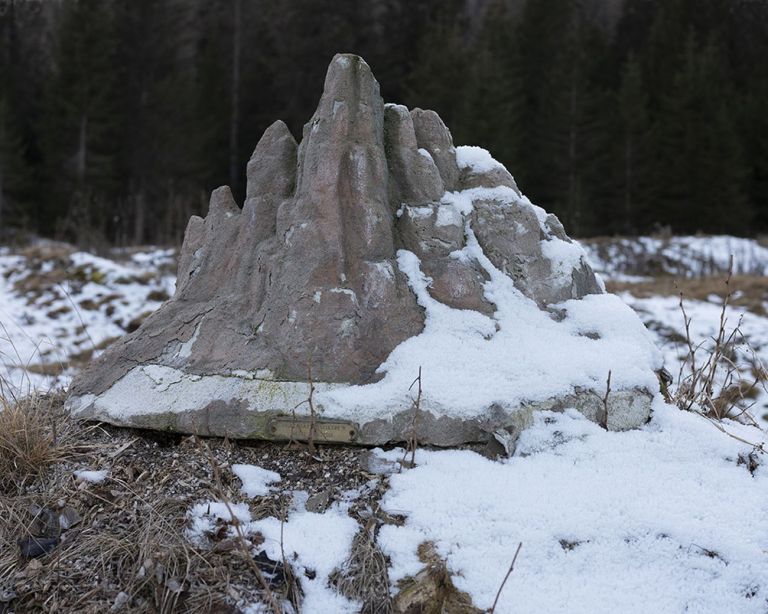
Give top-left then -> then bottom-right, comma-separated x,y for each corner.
0,389 -> 75,493
331,527 -> 393,614
0,412 -> 276,613
672,266 -> 765,423
391,542 -> 480,614
605,268 -> 768,428
667,264 -> 767,455
23,362 -> 69,377
0,390 -> 386,613
0,473 -> 232,613
606,274 -> 768,315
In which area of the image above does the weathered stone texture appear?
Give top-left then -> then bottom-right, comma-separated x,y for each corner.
68,54 -> 644,445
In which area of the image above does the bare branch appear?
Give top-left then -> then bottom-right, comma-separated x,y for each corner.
489,542 -> 523,614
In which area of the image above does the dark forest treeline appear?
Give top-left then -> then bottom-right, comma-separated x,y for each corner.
0,0 -> 767,246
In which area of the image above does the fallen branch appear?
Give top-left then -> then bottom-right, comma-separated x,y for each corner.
198,438 -> 283,614
488,542 -> 522,614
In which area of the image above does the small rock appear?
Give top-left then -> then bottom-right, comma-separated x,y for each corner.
18,536 -> 58,558
360,450 -> 398,475
111,591 -> 131,612
212,538 -> 239,553
28,505 -> 59,538
0,588 -> 16,603
164,578 -> 183,594
58,506 -> 81,530
488,426 -> 520,459
305,489 -> 332,513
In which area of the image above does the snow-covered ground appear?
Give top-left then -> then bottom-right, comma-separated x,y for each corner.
581,235 -> 768,427
0,241 -> 175,393
376,402 -> 767,613
178,398 -> 766,613
1,236 -> 767,612
583,235 -> 768,280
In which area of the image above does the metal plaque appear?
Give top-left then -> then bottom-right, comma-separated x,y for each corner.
268,418 -> 359,443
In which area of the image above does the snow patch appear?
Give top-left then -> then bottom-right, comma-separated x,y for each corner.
74,469 -> 109,483
186,500 -> 359,613
455,145 -> 506,174
582,236 -> 768,280
186,500 -> 252,547
232,464 -> 281,498
176,320 -> 202,359
245,509 -> 360,613
0,244 -> 175,393
319,185 -> 661,424
541,237 -> 588,280
377,399 -> 768,613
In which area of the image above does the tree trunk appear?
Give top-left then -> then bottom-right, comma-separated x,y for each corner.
229,0 -> 242,194
133,190 -> 145,245
624,133 -> 633,234
0,167 -> 5,236
77,113 -> 88,183
568,78 -> 579,235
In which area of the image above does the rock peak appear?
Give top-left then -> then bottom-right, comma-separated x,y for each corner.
69,55 -> 658,447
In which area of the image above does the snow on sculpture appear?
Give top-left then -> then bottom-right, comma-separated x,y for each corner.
68,54 -> 662,445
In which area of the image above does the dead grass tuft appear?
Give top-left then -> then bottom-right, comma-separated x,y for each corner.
670,262 -> 767,453
672,262 -> 767,426
0,472 -> 231,613
392,542 -> 481,614
0,381 -> 408,612
0,389 -> 74,492
331,527 -> 393,614
24,362 -> 69,377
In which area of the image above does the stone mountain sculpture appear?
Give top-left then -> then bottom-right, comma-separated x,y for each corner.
68,54 -> 662,446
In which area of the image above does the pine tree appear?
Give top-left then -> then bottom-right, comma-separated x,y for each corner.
40,0 -> 120,243
0,97 -> 28,234
514,0 -> 611,235
654,31 -> 750,233
403,11 -> 472,130
612,53 -> 653,234
742,84 -> 768,232
113,0 -> 205,244
458,0 -> 523,169
730,0 -> 768,231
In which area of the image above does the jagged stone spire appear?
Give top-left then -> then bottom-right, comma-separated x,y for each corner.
68,54 -> 654,446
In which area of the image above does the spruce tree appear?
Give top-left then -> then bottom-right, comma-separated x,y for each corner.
654,31 -> 750,233
613,53 -> 653,234
514,0 -> 611,235
403,14 -> 472,130
458,0 -> 523,170
114,0 -> 204,244
0,97 -> 28,234
40,0 -> 120,243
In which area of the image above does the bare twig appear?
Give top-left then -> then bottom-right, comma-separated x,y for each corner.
306,361 -> 318,454
402,367 -> 422,468
288,360 -> 319,454
280,499 -> 301,613
669,258 -> 767,450
488,542 -> 522,614
673,257 -> 759,421
198,439 -> 283,614
592,370 -> 611,431
58,282 -> 97,353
